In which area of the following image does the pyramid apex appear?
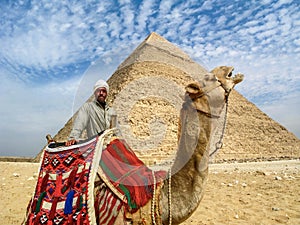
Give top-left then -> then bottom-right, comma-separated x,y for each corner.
145,32 -> 168,42
118,32 -> 201,72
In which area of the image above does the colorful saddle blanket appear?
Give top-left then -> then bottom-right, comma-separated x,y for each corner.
24,130 -> 167,225
99,138 -> 167,211
24,136 -> 102,225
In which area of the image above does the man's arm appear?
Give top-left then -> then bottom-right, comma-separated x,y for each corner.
66,105 -> 89,146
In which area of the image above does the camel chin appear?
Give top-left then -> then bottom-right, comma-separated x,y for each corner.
210,66 -> 244,93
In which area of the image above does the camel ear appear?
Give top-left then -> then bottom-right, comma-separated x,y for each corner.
185,82 -> 204,99
185,82 -> 201,94
185,82 -> 211,113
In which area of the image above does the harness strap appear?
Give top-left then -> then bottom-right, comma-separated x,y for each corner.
202,81 -> 222,95
192,81 -> 225,118
190,81 -> 221,100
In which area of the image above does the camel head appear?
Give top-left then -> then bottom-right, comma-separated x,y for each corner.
184,66 -> 244,117
210,66 -> 244,93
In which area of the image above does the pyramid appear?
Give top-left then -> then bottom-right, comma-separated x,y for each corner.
35,32 -> 300,163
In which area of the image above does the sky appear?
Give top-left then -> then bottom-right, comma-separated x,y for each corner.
0,0 -> 299,157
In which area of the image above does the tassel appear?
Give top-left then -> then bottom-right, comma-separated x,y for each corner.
68,214 -> 73,225
68,167 -> 78,188
76,212 -> 82,225
54,173 -> 62,197
34,212 -> 42,225
27,213 -> 34,225
40,173 -> 49,193
79,171 -> 86,184
62,167 -> 78,194
76,194 -> 83,210
49,173 -> 62,220
64,189 -> 75,214
35,191 -> 46,213
31,199 -> 37,213
61,185 -> 68,194
49,197 -> 58,220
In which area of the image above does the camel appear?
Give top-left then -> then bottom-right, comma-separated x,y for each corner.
160,66 -> 244,224
24,66 -> 243,225
95,66 -> 244,225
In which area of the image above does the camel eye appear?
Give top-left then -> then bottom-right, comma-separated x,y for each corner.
227,72 -> 232,77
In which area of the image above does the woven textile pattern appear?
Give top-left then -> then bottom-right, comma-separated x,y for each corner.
99,139 -> 167,212
94,183 -> 123,225
24,136 -> 99,225
24,131 -> 167,225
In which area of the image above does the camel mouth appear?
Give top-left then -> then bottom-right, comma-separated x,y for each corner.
210,66 -> 244,93
232,73 -> 244,84
226,68 -> 244,85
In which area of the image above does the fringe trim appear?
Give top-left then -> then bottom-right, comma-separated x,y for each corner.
87,128 -> 120,225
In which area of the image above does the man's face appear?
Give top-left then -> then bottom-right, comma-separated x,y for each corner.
94,87 -> 107,103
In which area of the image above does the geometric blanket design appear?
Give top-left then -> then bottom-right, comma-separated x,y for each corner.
24,128 -> 167,225
99,138 -> 167,212
95,138 -> 167,224
24,135 -> 102,225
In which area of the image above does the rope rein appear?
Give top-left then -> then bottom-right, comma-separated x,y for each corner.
151,168 -> 172,225
209,97 -> 229,157
151,170 -> 157,225
168,168 -> 172,225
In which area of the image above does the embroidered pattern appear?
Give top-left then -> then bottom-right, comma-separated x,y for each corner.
24,136 -> 101,225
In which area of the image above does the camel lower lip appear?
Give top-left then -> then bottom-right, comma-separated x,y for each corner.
233,74 -> 244,83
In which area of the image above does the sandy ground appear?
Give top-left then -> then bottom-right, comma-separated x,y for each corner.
0,160 -> 299,225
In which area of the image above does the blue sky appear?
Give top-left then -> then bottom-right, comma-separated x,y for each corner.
0,0 -> 299,157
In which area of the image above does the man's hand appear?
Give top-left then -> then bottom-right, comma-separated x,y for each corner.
65,139 -> 77,146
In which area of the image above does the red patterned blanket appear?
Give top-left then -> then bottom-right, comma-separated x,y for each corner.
99,138 -> 166,212
24,130 -> 167,225
24,136 -> 101,225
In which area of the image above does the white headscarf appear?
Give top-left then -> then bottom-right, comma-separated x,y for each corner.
93,79 -> 109,93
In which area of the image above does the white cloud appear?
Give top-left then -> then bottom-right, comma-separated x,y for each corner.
261,0 -> 273,4
118,0 -> 132,5
119,4 -> 135,38
274,0 -> 294,9
107,12 -> 123,37
0,0 -> 122,82
200,1 -> 213,10
158,0 -> 174,15
216,15 -> 227,26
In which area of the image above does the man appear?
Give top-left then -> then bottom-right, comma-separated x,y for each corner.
65,79 -> 116,146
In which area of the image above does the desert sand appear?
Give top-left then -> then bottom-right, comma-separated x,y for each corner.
1,160 -> 299,225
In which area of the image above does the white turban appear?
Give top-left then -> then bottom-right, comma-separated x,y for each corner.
93,79 -> 109,93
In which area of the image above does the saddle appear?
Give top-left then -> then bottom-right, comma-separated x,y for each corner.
23,129 -> 166,225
